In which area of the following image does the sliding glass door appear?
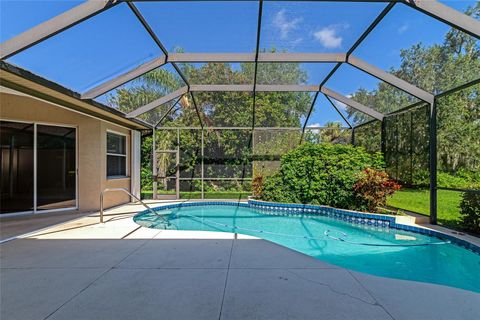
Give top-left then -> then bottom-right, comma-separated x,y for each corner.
0,121 -> 77,214
36,125 -> 76,211
0,121 -> 34,213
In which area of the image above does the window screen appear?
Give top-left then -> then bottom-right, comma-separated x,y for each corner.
107,132 -> 127,177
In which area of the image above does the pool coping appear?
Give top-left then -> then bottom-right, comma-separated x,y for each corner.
135,199 -> 480,255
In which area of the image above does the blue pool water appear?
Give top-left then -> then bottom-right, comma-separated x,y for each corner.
134,203 -> 480,293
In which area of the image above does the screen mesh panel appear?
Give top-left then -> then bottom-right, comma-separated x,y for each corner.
384,104 -> 430,186
436,83 -> 479,191
353,121 -> 381,153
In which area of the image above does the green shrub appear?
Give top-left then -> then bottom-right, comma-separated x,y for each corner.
412,170 -> 480,189
141,167 -> 153,192
412,170 -> 429,186
260,143 -> 385,210
460,192 -> 480,234
438,171 -> 480,190
262,174 -> 291,203
353,168 -> 401,212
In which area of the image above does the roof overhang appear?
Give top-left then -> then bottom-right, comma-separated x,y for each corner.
0,61 -> 151,130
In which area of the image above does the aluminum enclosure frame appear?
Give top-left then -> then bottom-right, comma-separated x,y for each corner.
1,0 -> 479,223
152,125 -> 352,200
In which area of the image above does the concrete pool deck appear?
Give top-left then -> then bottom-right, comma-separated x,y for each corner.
1,201 -> 479,320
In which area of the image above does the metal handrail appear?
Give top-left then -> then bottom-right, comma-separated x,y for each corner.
99,188 -> 157,223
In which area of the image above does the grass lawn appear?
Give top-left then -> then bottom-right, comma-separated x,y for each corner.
141,190 -> 250,200
387,188 -> 463,229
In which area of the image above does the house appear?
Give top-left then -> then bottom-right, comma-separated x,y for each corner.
0,62 -> 150,216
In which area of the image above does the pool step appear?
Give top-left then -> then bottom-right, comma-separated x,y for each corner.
396,212 -> 430,225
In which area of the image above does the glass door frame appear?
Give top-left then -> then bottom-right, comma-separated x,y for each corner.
0,118 -> 78,216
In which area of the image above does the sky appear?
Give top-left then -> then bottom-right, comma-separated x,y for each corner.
0,0 -> 477,126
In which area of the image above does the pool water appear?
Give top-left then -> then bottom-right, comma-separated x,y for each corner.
134,204 -> 480,293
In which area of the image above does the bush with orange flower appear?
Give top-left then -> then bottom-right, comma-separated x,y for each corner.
354,168 -> 401,212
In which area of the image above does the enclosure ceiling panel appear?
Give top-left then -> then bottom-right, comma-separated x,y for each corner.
260,0 -> 388,53
405,0 -> 480,38
323,95 -> 377,127
351,2 -> 480,93
96,62 -> 184,112
169,53 -> 256,63
4,3 -> 163,93
306,93 -> 353,128
320,87 -> 384,121
134,0 -> 259,52
82,55 -> 167,99
253,91 -> 316,128
190,85 -> 254,92
325,63 -> 421,114
347,56 -> 434,103
194,91 -> 254,127
188,84 -> 320,92
0,0 -> 118,59
0,1 -> 83,43
181,63 -> 255,85
257,62 -> 337,86
127,86 -> 189,118
256,84 -> 319,92
166,52 -> 349,63
1,0 -> 479,129
138,97 -> 181,126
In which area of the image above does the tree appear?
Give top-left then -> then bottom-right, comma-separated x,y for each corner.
105,49 -> 313,191
304,122 -> 351,144
107,68 -> 185,125
347,3 -> 480,184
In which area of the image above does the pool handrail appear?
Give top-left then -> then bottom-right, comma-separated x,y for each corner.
100,188 -> 156,223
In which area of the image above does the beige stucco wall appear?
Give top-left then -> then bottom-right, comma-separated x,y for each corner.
0,91 -> 132,211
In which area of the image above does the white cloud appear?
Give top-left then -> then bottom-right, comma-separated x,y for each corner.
307,122 -> 321,134
313,25 -> 344,49
290,37 -> 304,46
398,24 -> 409,34
272,9 -> 302,40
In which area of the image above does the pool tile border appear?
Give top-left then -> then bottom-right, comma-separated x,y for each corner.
135,200 -> 480,254
248,199 -> 480,254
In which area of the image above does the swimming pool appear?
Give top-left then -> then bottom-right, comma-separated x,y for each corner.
134,201 -> 480,293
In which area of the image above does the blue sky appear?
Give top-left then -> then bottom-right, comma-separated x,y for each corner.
0,0 -> 477,126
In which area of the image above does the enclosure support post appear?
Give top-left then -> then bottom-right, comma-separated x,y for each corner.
251,0 -> 264,133
201,129 -> 204,200
351,127 -> 355,145
429,99 -> 438,224
176,128 -> 180,200
409,112 -> 414,185
381,119 -> 386,155
152,128 -> 157,200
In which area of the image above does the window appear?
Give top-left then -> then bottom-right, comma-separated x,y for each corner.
107,132 -> 127,177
